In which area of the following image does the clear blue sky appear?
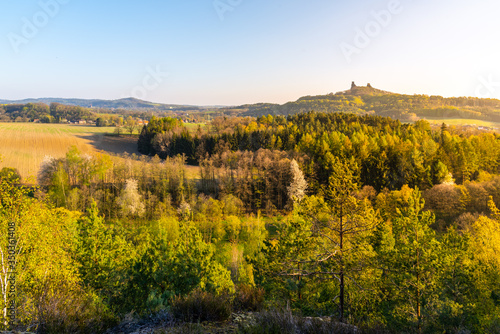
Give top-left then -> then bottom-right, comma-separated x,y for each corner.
1,0 -> 499,105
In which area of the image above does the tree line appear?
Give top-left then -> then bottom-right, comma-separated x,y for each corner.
139,112 -> 500,192
0,103 -> 95,123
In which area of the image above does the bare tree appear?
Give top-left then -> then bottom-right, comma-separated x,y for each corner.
37,155 -> 57,185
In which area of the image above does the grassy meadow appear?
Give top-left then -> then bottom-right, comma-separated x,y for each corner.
0,123 -> 134,182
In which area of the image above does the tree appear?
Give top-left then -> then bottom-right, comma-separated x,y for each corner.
265,157 -> 378,323
124,220 -> 234,314
469,198 -> 500,275
317,157 -> 378,322
76,200 -> 132,298
113,126 -> 123,136
377,188 -> 440,333
37,155 -> 57,186
287,159 -> 307,205
116,179 -> 145,217
48,162 -> 70,207
125,116 -> 138,135
95,117 -> 108,127
0,179 -> 110,332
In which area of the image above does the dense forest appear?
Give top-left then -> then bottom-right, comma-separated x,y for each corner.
139,112 -> 500,193
2,111 -> 500,333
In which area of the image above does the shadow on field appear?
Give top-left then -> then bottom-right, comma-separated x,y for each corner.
77,134 -> 141,155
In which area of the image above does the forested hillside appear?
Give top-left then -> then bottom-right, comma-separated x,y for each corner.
223,83 -> 500,123
5,84 -> 500,125
0,97 -> 200,112
2,111 -> 500,333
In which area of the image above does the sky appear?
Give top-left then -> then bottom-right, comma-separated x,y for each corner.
1,0 -> 500,106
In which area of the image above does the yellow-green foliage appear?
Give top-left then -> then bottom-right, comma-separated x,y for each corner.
0,180 -> 115,332
470,199 -> 500,270
225,216 -> 242,243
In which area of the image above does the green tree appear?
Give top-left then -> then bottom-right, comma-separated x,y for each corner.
124,220 -> 234,314
319,157 -> 377,322
0,179 -> 112,332
76,200 -> 132,298
125,116 -> 138,135
263,157 -> 378,322
377,188 -> 440,333
48,162 -> 70,207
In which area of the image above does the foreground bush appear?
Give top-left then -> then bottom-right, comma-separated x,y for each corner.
237,308 -> 359,334
233,285 -> 265,312
170,289 -> 233,322
34,289 -> 117,334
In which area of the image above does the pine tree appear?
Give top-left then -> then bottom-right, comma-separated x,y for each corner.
378,188 -> 440,333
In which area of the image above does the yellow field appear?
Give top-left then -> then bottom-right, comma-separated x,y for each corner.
0,122 -> 203,183
424,118 -> 500,128
0,123 -> 122,182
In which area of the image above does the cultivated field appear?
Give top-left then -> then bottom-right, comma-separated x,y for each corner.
0,123 -> 138,182
424,118 -> 500,128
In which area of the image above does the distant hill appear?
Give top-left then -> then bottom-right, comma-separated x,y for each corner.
219,82 -> 500,124
0,97 -> 200,112
4,84 -> 500,124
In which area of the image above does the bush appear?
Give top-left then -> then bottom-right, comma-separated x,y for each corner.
234,285 -> 265,312
238,308 -> 296,334
33,288 -> 117,334
0,167 -> 21,183
170,289 -> 233,322
237,307 -> 360,334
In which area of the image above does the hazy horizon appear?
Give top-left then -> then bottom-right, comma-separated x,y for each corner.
2,0 -> 499,105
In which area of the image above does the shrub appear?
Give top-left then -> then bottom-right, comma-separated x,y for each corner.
238,308 -> 297,334
170,289 -> 233,322
234,285 -> 265,312
33,288 -> 117,334
237,307 -> 360,334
